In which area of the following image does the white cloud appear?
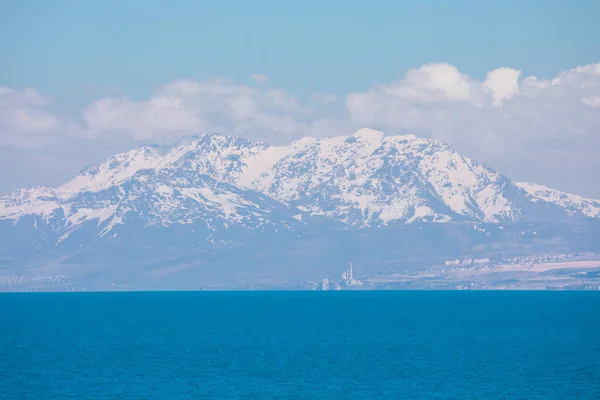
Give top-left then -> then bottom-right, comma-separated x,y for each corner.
344,63 -> 488,132
392,63 -> 482,104
345,62 -> 600,196
0,86 -> 54,107
251,74 -> 269,83
0,87 -> 93,147
0,87 -> 61,147
264,89 -> 304,113
2,61 -> 600,197
345,63 -> 600,144
483,67 -> 521,106
82,96 -> 201,140
1,107 -> 59,133
582,95 -> 600,107
81,79 -> 310,143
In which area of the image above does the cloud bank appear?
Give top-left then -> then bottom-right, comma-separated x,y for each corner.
345,63 -> 600,153
80,79 -> 309,144
1,62 -> 599,196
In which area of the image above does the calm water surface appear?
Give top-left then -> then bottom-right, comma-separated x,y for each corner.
2,291 -> 600,399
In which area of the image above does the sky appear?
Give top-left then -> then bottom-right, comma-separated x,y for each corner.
1,0 -> 599,196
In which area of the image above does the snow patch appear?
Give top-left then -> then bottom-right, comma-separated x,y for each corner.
239,146 -> 290,187
516,182 -> 600,218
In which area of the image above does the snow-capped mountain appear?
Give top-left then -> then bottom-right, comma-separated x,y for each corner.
0,170 -> 313,252
515,182 -> 600,219
246,128 -> 522,226
1,128 -> 598,289
1,128 -> 599,234
243,128 -> 598,225
0,135 -> 301,242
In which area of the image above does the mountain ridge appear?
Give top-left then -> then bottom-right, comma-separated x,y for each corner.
1,128 -> 598,289
2,128 -> 599,234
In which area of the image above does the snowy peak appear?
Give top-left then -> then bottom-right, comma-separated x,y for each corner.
353,127 -> 385,141
1,128 -> 599,234
0,186 -> 61,221
516,182 -> 600,218
1,166 -> 311,246
58,133 -> 268,195
417,149 -> 517,221
2,128 -> 599,290
245,129 -> 520,226
59,145 -> 163,194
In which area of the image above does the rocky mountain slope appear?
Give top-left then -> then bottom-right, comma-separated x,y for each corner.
3,128 -> 598,229
1,128 -> 598,289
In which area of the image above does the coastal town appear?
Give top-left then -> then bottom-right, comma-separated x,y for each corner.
305,252 -> 600,291
2,252 -> 600,292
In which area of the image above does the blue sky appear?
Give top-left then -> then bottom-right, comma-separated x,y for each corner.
2,0 -> 598,105
1,0 -> 599,196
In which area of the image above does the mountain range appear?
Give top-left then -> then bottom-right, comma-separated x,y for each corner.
1,128 -> 599,290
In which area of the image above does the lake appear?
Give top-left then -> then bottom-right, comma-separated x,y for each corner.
2,291 -> 599,399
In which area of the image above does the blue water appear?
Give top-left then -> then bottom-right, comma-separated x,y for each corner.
2,291 -> 600,399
